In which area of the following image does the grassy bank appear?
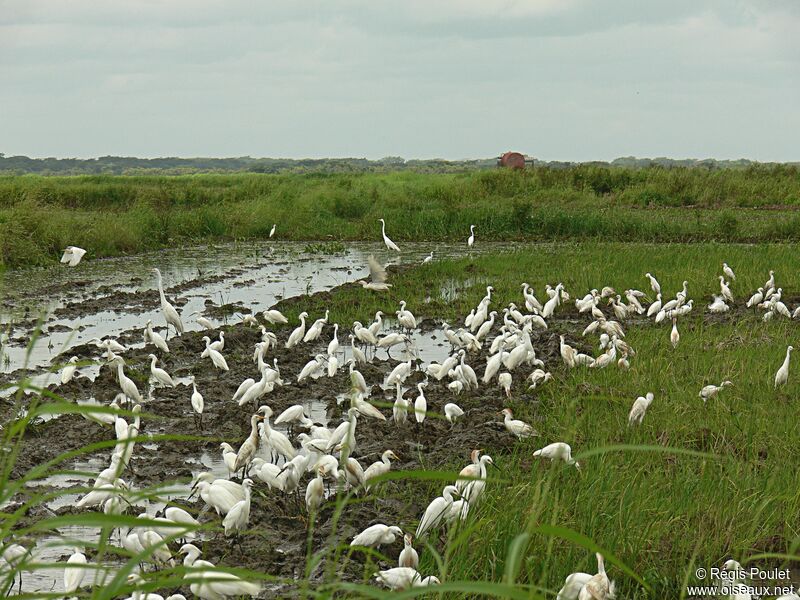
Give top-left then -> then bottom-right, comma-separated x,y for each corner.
1,167 -> 800,268
271,243 -> 800,598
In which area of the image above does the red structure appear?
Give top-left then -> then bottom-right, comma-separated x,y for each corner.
498,151 -> 526,169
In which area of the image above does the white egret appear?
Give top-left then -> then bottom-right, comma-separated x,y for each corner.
358,255 -> 392,291
286,312 -> 309,349
699,381 -> 732,402
533,442 -> 580,469
645,272 -> 661,296
416,485 -> 460,538
467,224 -> 475,247
60,356 -> 78,384
233,415 -> 264,477
723,262 -> 736,280
578,553 -> 613,600
190,376 -> 204,429
232,377 -> 255,403
152,268 -> 184,337
399,534 -> 419,569
257,405 -> 296,462
396,300 -> 417,330
444,402 -> 464,423
498,372 -> 512,397
350,524 -> 403,549
114,359 -> 142,404
305,467 -> 326,515
63,547 -> 87,594
327,323 -> 339,356
364,450 -> 399,490
423,251 -> 433,264
379,218 -> 401,252
178,544 -> 260,599
61,245 -> 87,266
775,345 -> 793,388
223,478 -> 253,538
374,568 -> 439,591
263,308 -> 288,324
149,354 -> 176,387
349,335 -> 368,365
393,384 -> 409,425
304,311 -> 329,343
556,572 -> 593,600
413,382 -> 427,423
500,408 -> 536,438
670,318 -> 680,349
144,320 -> 169,353
202,337 -> 229,371
628,392 -> 654,425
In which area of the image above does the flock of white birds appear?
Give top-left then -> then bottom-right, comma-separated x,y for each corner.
2,220 -> 797,600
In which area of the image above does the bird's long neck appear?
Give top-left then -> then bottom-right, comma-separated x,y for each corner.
381,221 -> 386,236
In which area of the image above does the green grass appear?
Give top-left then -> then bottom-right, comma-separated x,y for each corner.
3,243 -> 800,599
1,167 -> 800,268
271,243 -> 800,598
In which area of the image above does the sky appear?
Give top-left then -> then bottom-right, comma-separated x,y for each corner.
1,1 -> 798,161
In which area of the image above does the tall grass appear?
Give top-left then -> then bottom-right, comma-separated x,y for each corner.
1,167 -> 800,268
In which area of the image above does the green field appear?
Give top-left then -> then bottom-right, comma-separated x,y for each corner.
1,166 -> 800,269
272,243 -> 800,597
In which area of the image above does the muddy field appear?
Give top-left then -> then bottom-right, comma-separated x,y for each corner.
0,243 -> 765,598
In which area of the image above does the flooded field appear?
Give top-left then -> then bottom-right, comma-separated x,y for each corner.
0,240 -> 523,596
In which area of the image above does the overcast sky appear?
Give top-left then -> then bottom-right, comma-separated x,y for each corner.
1,1 -> 798,161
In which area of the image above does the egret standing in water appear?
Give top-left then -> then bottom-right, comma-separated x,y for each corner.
152,268 -> 184,338
467,225 -> 476,248
379,218 -> 401,252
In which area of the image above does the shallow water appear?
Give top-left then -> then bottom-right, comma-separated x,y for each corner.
0,241 -> 508,376
0,241 -> 512,595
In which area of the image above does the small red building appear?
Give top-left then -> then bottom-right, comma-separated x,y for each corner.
497,152 -> 527,170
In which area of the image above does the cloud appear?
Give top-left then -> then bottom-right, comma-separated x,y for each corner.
0,1 -> 797,160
